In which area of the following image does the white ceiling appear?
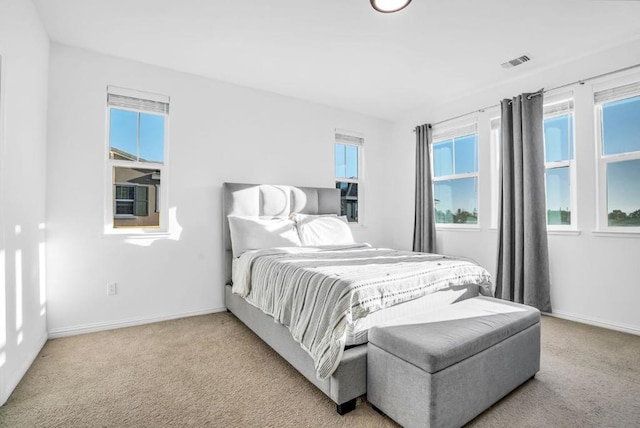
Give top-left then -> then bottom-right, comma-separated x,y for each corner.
33,0 -> 640,120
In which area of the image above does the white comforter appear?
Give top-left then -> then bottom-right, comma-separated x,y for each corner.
232,244 -> 492,380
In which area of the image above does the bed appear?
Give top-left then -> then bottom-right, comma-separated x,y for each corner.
222,182 -> 492,414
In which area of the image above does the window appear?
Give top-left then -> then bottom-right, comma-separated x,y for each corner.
106,86 -> 168,231
489,95 -> 576,230
335,132 -> 363,223
431,121 -> 478,225
543,95 -> 575,228
114,184 -> 136,216
595,81 -> 640,231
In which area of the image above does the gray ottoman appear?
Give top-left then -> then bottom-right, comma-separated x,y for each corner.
367,296 -> 540,428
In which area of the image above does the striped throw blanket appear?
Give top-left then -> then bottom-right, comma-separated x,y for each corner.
232,244 -> 492,380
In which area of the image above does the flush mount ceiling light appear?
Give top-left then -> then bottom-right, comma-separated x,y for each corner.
370,0 -> 412,13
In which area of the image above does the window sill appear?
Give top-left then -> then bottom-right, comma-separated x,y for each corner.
592,230 -> 640,238
462,227 -> 581,235
547,229 -> 581,236
435,225 -> 481,232
103,228 -> 170,238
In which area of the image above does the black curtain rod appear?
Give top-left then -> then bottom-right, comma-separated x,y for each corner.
413,62 -> 640,132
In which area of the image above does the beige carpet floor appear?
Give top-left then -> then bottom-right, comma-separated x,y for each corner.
1,313 -> 639,427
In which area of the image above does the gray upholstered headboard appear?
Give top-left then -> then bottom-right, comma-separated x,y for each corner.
222,182 -> 341,285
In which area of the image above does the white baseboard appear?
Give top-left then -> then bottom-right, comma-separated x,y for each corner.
47,306 -> 227,339
1,331 -> 48,406
545,310 -> 640,336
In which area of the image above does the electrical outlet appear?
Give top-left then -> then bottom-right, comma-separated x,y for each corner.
107,282 -> 117,296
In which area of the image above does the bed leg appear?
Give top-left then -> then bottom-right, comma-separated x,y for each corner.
336,398 -> 357,415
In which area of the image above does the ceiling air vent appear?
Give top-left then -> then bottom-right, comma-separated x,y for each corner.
501,54 -> 531,69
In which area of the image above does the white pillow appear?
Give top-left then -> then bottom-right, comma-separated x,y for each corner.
228,216 -> 302,257
296,215 -> 355,246
289,212 -> 337,223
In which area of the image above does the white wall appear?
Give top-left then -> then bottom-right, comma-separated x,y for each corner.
388,39 -> 640,334
0,0 -> 49,405
45,44 -> 394,336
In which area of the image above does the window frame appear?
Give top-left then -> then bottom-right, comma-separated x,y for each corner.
104,86 -> 169,235
489,95 -> 578,232
594,80 -> 640,234
334,130 -> 364,225
489,115 -> 501,229
543,93 -> 577,232
431,120 -> 480,229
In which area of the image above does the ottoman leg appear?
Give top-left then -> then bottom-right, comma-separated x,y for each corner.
336,398 -> 357,415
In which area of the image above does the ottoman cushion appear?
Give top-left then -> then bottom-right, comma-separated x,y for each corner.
368,296 -> 540,373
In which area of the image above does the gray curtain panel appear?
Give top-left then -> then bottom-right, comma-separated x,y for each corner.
413,124 -> 436,253
496,92 -> 552,312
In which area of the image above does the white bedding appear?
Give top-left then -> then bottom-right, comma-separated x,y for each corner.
344,284 -> 478,346
233,252 -> 477,346
232,244 -> 492,380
